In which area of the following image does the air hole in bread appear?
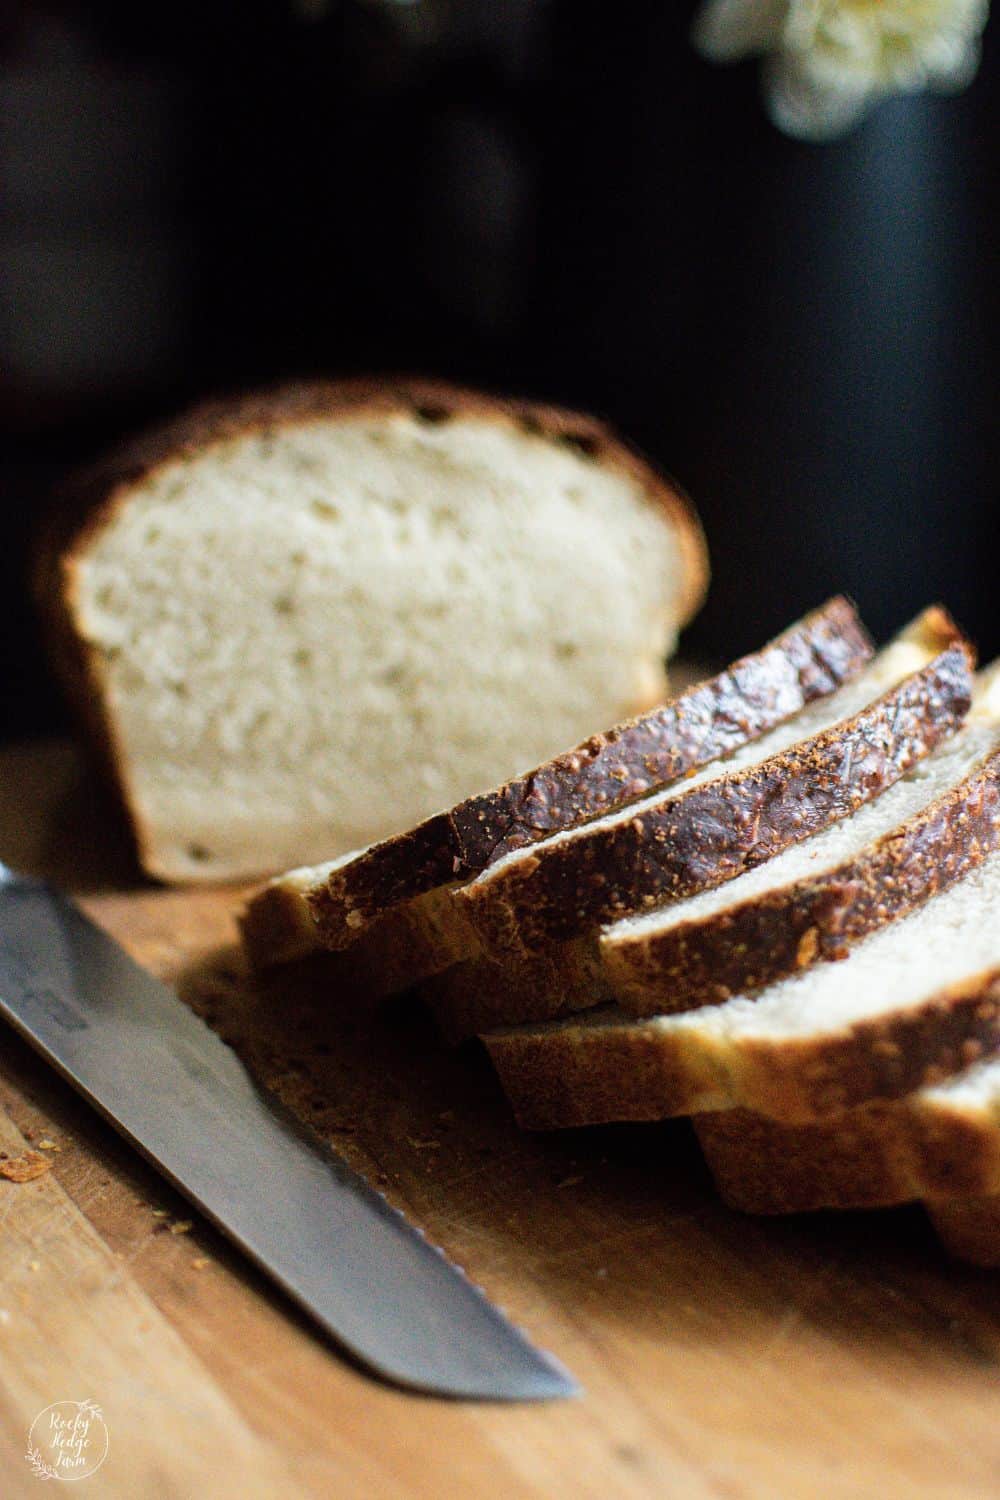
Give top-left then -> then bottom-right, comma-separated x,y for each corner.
560,431 -> 601,459
143,526 -> 162,546
273,594 -> 295,616
413,403 -> 451,425
310,497 -> 341,522
187,843 -> 212,863
555,641 -> 580,660
293,647 -> 312,667
517,414 -> 546,437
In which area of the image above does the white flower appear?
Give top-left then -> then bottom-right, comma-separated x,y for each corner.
693,0 -> 990,140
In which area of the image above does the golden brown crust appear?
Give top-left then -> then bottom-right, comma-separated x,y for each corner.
459,629 -> 975,962
36,375 -> 709,882
46,376 -> 708,599
928,1197 -> 1000,1266
693,1087 -> 1000,1215
418,944 -> 608,1045
606,744 -> 1000,1016
306,596 -> 873,950
484,970 -> 1000,1131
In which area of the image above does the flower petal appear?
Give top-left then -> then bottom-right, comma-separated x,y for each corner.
692,0 -> 790,63
761,51 -> 874,141
926,35 -> 983,92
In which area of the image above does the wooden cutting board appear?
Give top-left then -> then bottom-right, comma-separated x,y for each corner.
1,741 -> 999,1500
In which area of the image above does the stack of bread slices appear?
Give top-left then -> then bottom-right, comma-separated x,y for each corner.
243,597 -> 1000,1266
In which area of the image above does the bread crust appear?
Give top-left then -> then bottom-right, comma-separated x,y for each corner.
693,1070 -> 1000,1266
304,596 -> 874,949
458,627 -> 974,961
418,944 -> 607,1045
693,1062 -> 1000,1214
605,744 -> 1000,1015
485,969 -> 1000,1130
36,376 -> 710,882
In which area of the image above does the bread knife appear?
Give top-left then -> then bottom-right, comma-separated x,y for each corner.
0,864 -> 577,1401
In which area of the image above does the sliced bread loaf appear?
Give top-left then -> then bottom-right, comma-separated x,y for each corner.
422,659 -> 1000,1041
243,596 -> 873,965
246,608 -> 968,1022
485,845 -> 1000,1129
41,378 -> 708,883
452,609 -> 971,962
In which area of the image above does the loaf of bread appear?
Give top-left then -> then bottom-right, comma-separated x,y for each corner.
237,593 -> 998,1266
40,378 -> 707,882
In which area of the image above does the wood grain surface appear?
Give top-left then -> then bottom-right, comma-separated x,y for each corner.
1,740 -> 999,1500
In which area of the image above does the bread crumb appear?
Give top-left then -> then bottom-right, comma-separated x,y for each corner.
0,1151 -> 51,1183
37,1139 -> 61,1152
191,1257 -> 210,1271
151,1207 -> 170,1218
795,928 -> 820,967
28,1260 -> 41,1272
169,1220 -> 193,1235
556,1175 -> 584,1189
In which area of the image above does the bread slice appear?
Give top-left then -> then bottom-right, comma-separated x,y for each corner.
453,609 -> 972,962
694,1036 -> 1000,1267
423,659 -> 999,1042
40,378 -> 708,883
485,845 -> 1000,1129
693,1038 -> 1000,1215
243,595 -> 873,965
602,662 -> 1000,1016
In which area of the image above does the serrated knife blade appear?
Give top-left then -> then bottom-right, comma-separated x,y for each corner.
0,865 -> 577,1401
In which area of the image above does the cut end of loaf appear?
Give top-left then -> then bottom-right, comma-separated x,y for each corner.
60,380 -> 705,882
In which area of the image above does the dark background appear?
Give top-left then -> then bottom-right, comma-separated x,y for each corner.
2,0 -> 997,740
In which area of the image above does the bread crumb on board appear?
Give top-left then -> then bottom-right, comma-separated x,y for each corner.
0,1151 -> 52,1183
